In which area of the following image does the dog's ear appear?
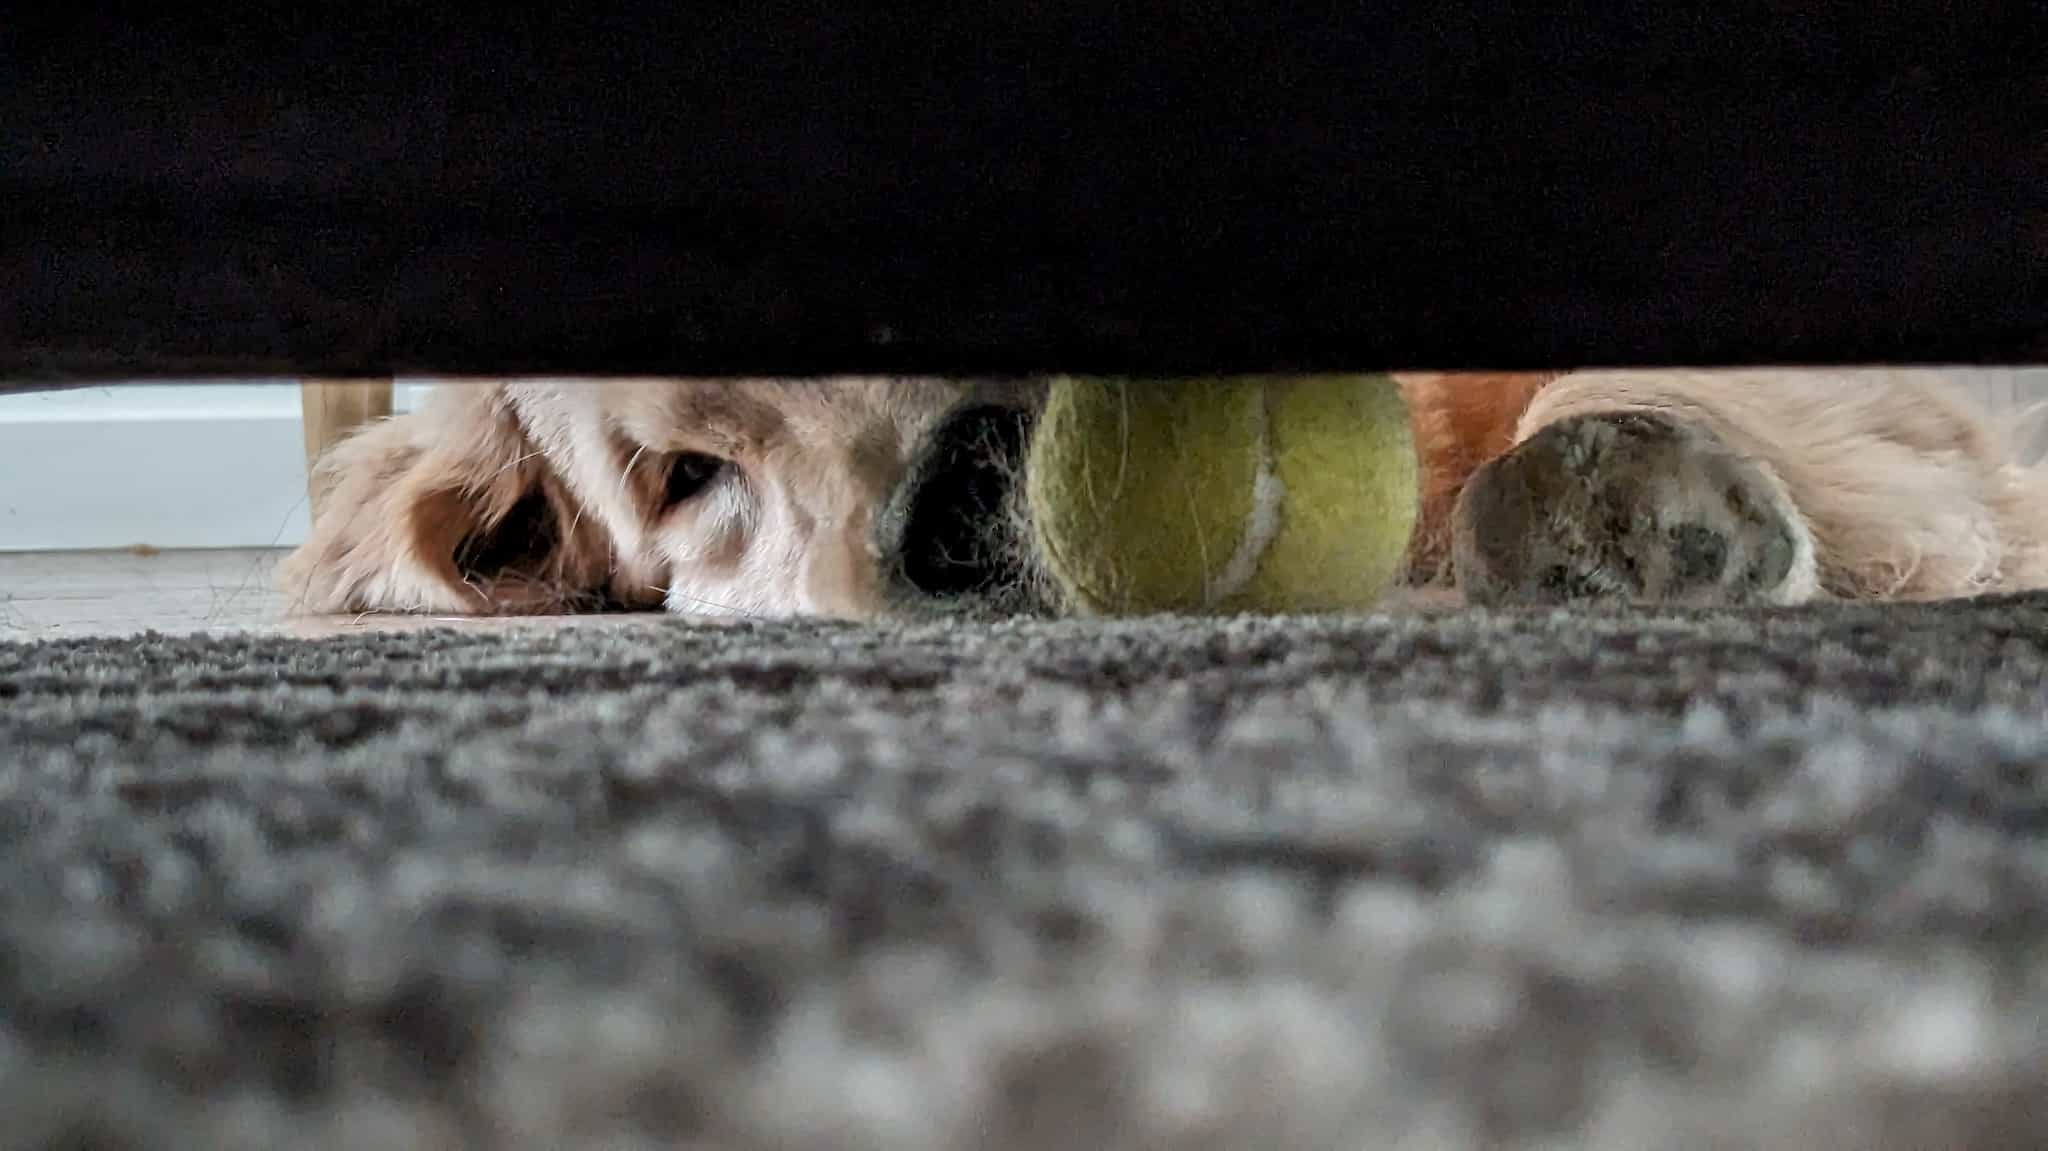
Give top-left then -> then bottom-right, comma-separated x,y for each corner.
279,385 -> 625,615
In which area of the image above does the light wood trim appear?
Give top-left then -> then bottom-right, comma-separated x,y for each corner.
300,379 -> 394,519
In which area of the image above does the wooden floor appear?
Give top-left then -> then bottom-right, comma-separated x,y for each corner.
0,548 -> 1468,641
0,549 -> 659,641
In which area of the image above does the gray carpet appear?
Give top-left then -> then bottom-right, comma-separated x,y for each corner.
5,599 -> 2048,1150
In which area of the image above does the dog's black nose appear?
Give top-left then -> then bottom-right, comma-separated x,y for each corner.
892,403 -> 1034,601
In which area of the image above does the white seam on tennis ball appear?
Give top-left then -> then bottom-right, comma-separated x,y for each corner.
1208,386 -> 1285,603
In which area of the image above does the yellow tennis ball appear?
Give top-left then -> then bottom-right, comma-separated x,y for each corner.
1025,375 -> 1418,615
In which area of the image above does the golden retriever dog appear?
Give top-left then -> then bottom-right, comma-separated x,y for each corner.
281,379 -> 1044,619
281,371 -> 2048,618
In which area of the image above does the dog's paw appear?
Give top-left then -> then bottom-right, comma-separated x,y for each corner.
1451,411 -> 1817,607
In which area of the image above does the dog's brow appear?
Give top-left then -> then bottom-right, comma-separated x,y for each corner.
687,392 -> 785,441
619,385 -> 787,452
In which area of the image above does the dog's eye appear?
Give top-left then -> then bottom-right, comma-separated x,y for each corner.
663,451 -> 728,506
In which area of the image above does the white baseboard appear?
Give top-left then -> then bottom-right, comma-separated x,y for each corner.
0,384 -> 311,552
0,382 -> 434,553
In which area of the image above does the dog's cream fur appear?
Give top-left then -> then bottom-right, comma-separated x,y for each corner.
281,378 -> 1025,619
282,370 -> 2048,617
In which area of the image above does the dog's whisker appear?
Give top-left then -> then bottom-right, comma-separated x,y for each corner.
474,449 -> 548,489
617,444 -> 650,506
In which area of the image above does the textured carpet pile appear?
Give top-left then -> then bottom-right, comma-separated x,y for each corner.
4,599 -> 2048,1149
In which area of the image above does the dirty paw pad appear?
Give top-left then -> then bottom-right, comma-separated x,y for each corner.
1451,411 -> 1816,606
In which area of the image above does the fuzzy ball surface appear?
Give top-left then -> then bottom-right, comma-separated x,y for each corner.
1025,375 -> 1418,615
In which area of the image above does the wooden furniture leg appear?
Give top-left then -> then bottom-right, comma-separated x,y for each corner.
300,379 -> 394,519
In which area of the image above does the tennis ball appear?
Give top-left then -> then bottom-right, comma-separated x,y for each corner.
1025,375 -> 1418,615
